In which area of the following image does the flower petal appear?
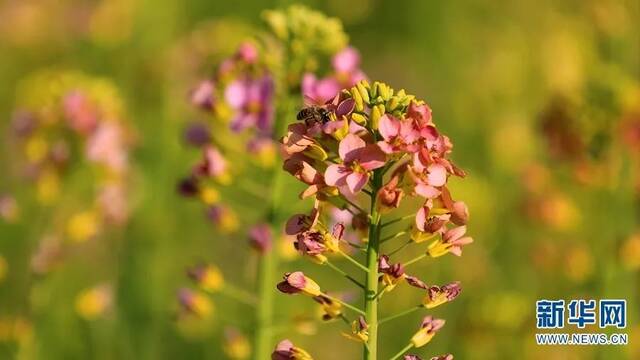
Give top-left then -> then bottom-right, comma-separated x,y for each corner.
346,172 -> 368,194
339,134 -> 366,162
358,144 -> 386,170
324,164 -> 350,186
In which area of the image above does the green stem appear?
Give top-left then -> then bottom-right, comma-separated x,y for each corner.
364,169 -> 383,360
324,294 -> 366,316
326,260 -> 365,289
404,253 -> 427,267
380,231 -> 408,244
379,305 -> 422,325
254,238 -> 277,360
253,97 -> 292,360
387,239 -> 412,256
389,343 -> 414,360
381,214 -> 414,229
339,250 -> 370,273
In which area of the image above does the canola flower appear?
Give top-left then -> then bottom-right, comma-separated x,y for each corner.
276,81 -> 471,359
177,5 -> 365,359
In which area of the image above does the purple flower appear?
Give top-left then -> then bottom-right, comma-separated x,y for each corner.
224,75 -> 274,133
271,339 -> 313,360
190,80 -> 215,110
423,281 -> 461,308
183,122 -> 211,147
249,223 -> 272,253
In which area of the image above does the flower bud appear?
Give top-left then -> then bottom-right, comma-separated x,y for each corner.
410,316 -> 445,348
187,264 -> 224,293
277,271 -> 322,297
356,81 -> 370,104
450,201 -> 469,225
271,339 -> 314,360
350,86 -> 364,112
370,104 -> 384,130
386,96 -> 400,112
422,282 -> 461,309
178,288 -> 213,318
223,328 -> 251,360
351,113 -> 367,125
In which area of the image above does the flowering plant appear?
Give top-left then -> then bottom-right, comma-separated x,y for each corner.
176,5 -> 369,359
276,80 -> 471,359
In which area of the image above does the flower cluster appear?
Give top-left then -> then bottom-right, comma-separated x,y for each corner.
276,80 -> 471,358
175,6 -> 367,357
9,70 -> 133,274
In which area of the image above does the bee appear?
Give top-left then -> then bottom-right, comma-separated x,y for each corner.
296,106 -> 331,126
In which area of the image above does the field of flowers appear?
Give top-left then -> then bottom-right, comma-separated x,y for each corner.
0,1 -> 638,359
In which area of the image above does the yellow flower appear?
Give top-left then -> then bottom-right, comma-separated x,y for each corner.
410,316 -> 445,348
199,187 -> 219,205
223,328 -> 251,360
25,136 -> 48,163
75,285 -> 113,320
188,264 -> 224,293
67,211 -> 99,242
36,169 -> 60,204
178,288 -> 213,318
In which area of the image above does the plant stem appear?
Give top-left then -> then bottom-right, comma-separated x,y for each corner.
379,305 -> 422,325
380,231 -> 408,244
254,233 -> 277,360
253,98 -> 291,360
381,214 -> 414,229
323,294 -> 366,316
326,260 -> 365,289
389,343 -> 414,360
403,253 -> 427,267
387,239 -> 412,256
364,169 -> 383,360
339,250 -> 370,273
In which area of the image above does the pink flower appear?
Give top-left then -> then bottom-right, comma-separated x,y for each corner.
442,226 -> 473,256
302,47 -> 366,104
249,223 -> 272,253
86,122 -> 127,174
63,91 -> 98,135
431,355 -> 454,360
332,46 -> 366,86
282,123 -> 315,155
224,75 -> 274,133
276,271 -> 321,297
377,114 -> 418,154
285,204 -> 320,235
190,80 -> 215,111
236,42 -> 258,63
283,154 -> 326,198
302,74 -> 341,105
194,145 -> 227,179
324,134 -> 386,194
426,225 -> 474,257
407,102 -> 433,130
415,205 -> 450,234
423,281 -> 461,308
378,173 -> 404,210
271,339 -> 313,360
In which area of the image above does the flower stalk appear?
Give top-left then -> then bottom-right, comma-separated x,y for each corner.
364,169 -> 383,359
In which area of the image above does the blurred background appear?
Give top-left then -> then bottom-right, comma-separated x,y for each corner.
0,0 -> 638,359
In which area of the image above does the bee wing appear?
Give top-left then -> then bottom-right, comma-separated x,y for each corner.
303,95 -> 324,107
